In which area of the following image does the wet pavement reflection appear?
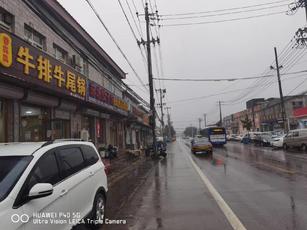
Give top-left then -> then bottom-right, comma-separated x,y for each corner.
223,142 -> 307,176
187,141 -> 307,230
76,139 -> 307,230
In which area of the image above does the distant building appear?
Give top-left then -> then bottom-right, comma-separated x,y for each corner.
259,96 -> 307,131
293,106 -> 307,128
223,95 -> 307,134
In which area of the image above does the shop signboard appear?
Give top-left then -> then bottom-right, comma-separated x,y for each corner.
87,80 -> 128,115
132,105 -> 150,125
0,28 -> 86,100
294,106 -> 307,118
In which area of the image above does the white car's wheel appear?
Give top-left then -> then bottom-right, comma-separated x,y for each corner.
90,192 -> 106,228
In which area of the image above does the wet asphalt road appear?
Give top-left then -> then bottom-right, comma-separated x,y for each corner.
102,139 -> 307,230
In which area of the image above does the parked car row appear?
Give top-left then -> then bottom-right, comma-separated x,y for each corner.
227,129 -> 307,152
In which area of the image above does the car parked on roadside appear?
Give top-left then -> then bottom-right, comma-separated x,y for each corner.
271,134 -> 286,148
0,140 -> 107,230
283,129 -> 307,151
227,134 -> 241,141
260,133 -> 273,147
191,138 -> 213,155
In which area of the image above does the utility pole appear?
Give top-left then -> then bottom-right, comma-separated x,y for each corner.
190,123 -> 194,138
203,113 -> 207,128
165,106 -> 171,139
271,47 -> 287,132
219,101 -> 223,127
145,3 -> 157,153
156,89 -> 166,140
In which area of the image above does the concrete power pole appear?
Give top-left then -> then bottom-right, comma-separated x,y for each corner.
198,118 -> 202,134
145,3 -> 157,152
271,47 -> 287,132
156,89 -> 166,140
165,106 -> 171,139
190,124 -> 194,138
219,101 -> 223,127
203,113 -> 207,128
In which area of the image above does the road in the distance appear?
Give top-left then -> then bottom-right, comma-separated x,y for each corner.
104,139 -> 307,230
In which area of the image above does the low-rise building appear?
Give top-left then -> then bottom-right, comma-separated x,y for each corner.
223,95 -> 307,133
0,0 -> 151,149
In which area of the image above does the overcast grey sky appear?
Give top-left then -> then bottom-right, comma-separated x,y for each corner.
58,0 -> 306,132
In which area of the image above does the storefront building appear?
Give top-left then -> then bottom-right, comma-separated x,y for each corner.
293,106 -> 307,129
0,0 -> 149,150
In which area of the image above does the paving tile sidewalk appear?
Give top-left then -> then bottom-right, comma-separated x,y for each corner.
103,151 -> 156,219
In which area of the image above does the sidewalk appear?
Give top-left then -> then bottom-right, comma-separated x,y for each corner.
105,151 -> 148,187
104,142 -> 232,230
104,151 -> 157,218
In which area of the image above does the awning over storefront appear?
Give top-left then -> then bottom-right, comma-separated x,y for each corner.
57,99 -> 77,112
0,82 -> 24,99
23,91 -> 59,107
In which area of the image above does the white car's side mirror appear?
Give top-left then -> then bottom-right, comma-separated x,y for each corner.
28,183 -> 53,199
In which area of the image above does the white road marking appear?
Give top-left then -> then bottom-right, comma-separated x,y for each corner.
184,149 -> 247,230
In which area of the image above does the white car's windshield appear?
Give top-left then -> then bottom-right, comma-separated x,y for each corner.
0,156 -> 32,202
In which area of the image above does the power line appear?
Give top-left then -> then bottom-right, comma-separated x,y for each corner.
131,0 -> 145,37
117,0 -> 147,63
153,69 -> 307,82
168,73 -> 307,104
286,76 -> 307,95
154,73 -> 273,82
282,48 -> 307,72
162,11 -> 286,27
125,0 -> 143,37
223,37 -> 297,104
85,0 -> 148,92
223,71 -> 307,106
161,4 -> 288,20
160,0 -> 289,17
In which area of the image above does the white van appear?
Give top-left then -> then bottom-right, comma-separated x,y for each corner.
283,129 -> 307,151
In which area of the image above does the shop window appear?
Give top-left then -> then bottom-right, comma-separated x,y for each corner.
53,44 -> 68,64
20,105 -> 50,142
0,7 -> 14,32
24,24 -> 46,51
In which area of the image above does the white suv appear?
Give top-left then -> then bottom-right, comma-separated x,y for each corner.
0,140 -> 108,230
